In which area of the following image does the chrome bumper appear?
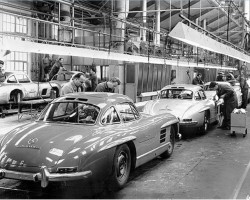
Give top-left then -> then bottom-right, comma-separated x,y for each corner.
0,166 -> 92,188
180,121 -> 198,126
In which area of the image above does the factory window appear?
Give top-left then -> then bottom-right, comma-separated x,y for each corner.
0,13 -> 28,73
1,14 -> 27,34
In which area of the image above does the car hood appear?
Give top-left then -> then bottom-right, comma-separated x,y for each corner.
143,99 -> 195,119
0,122 -> 96,168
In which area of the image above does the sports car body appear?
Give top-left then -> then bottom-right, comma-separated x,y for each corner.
204,81 -> 242,107
143,84 -> 219,137
0,92 -> 179,190
0,72 -> 60,104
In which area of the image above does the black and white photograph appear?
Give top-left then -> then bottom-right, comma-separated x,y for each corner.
0,0 -> 250,198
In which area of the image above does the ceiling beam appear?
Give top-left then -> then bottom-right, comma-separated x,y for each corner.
160,0 -> 200,22
127,0 -> 155,18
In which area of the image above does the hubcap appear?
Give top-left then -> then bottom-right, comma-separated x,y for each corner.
117,152 -> 127,179
204,117 -> 208,131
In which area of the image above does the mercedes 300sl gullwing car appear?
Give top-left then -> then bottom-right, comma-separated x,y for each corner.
142,84 -> 219,138
0,71 -> 61,104
0,92 -> 179,190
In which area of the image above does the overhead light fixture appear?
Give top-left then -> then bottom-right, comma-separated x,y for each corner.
169,22 -> 250,63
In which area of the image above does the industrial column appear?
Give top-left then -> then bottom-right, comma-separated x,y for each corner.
154,0 -> 160,46
59,3 -> 72,42
141,0 -> 147,42
114,0 -> 129,94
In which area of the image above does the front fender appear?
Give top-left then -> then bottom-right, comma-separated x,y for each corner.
98,136 -> 136,152
161,118 -> 179,129
199,106 -> 210,113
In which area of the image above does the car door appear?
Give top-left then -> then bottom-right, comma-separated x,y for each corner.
16,74 -> 38,99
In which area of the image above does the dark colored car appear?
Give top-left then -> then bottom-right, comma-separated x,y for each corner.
0,92 -> 179,190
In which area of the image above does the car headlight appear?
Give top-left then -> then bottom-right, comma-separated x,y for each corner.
57,167 -> 78,173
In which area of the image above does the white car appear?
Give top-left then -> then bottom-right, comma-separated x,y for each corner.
0,71 -> 60,104
142,84 -> 219,138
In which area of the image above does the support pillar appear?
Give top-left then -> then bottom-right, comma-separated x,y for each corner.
154,0 -> 160,46
59,3 -> 72,42
141,0 -> 147,42
114,0 -> 129,94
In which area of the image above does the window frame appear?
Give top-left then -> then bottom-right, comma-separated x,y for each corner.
100,106 -> 121,125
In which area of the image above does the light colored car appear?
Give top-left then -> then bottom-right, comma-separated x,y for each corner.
0,71 -> 61,104
203,81 -> 242,107
247,79 -> 250,103
50,70 -> 89,91
50,70 -> 80,86
143,84 -> 219,138
0,92 -> 179,190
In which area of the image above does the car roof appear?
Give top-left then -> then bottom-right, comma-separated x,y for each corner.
54,92 -> 133,108
161,84 -> 202,91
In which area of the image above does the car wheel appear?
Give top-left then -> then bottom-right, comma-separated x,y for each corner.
200,112 -> 209,134
161,125 -> 175,158
109,144 -> 131,191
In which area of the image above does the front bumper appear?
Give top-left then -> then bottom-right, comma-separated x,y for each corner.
0,166 -> 92,188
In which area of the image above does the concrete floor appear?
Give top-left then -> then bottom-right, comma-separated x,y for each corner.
0,105 -> 250,198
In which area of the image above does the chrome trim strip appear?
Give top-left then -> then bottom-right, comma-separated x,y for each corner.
179,121 -> 198,126
137,142 -> 170,160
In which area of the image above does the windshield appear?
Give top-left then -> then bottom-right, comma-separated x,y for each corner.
159,89 -> 193,100
38,101 -> 100,124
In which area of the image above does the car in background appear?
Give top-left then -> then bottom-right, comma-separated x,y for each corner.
0,71 -> 61,104
203,81 -> 242,107
50,70 -> 89,91
0,92 -> 179,190
246,79 -> 250,103
142,84 -> 219,138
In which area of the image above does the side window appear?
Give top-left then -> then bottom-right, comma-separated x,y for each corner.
101,107 -> 120,125
116,103 -> 138,122
194,92 -> 201,100
7,75 -> 17,83
199,90 -> 206,100
16,74 -> 30,83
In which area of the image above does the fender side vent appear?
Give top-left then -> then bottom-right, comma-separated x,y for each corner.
160,128 -> 166,143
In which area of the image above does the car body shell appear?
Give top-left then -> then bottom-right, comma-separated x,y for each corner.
0,92 -> 179,188
49,71 -> 80,87
204,81 -> 242,107
142,84 -> 219,134
0,72 -> 61,104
